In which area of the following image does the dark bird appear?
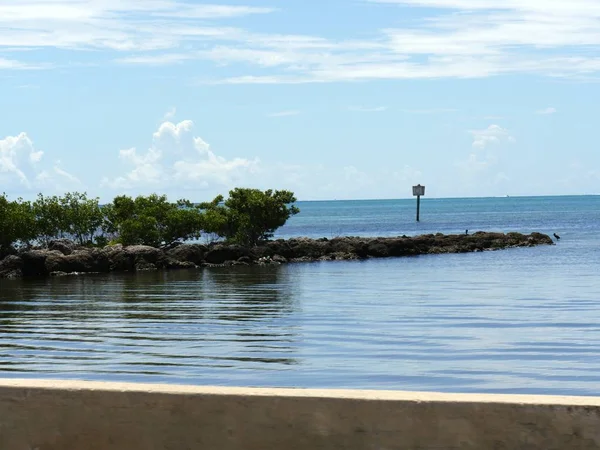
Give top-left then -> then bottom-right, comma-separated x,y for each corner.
553,233 -> 561,240
465,229 -> 469,235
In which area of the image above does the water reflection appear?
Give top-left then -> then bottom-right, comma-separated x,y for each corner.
2,246 -> 600,395
0,265 -> 302,380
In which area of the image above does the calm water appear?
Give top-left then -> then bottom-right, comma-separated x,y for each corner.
1,196 -> 600,395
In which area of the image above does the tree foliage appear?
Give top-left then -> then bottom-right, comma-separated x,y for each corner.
31,192 -> 104,246
199,188 -> 299,246
60,192 -> 104,246
32,194 -> 64,245
103,194 -> 203,247
0,194 -> 36,256
0,188 -> 299,252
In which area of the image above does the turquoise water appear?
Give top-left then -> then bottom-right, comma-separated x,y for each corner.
1,196 -> 600,395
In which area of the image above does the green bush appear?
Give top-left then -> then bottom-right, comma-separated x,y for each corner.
0,194 -> 36,256
32,192 -> 104,246
104,194 -> 203,247
60,192 -> 104,246
199,188 -> 299,246
32,194 -> 65,245
0,188 -> 299,252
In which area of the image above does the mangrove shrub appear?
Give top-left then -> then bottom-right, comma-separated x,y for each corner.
103,194 -> 203,247
32,192 -> 104,246
200,188 -> 299,246
0,195 -> 36,256
0,188 -> 299,251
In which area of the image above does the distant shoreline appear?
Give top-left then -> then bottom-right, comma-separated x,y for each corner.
0,232 -> 554,280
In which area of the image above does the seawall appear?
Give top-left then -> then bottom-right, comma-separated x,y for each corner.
0,379 -> 598,450
0,231 -> 554,279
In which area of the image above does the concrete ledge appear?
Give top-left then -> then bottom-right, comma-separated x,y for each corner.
1,379 -> 599,450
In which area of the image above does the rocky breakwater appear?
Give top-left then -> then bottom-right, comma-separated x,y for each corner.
0,232 -> 553,279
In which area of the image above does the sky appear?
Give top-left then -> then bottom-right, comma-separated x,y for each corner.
1,0 -> 599,202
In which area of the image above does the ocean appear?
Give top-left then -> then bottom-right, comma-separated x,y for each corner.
1,195 -> 599,396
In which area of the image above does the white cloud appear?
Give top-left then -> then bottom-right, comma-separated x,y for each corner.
3,0 -> 600,81
470,124 -> 514,149
0,57 -> 42,70
0,132 -> 80,192
0,1 -> 273,57
457,124 -> 514,174
268,110 -> 301,117
0,132 -> 42,186
52,163 -> 83,185
37,163 -> 84,191
104,119 -> 258,192
536,107 -> 557,115
115,54 -> 195,66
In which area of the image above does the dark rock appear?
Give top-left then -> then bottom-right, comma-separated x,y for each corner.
48,238 -> 77,256
332,252 -> 358,261
354,242 -> 370,259
0,255 -> 24,278
328,238 -> 355,254
135,261 -> 158,271
125,245 -> 162,262
0,232 -> 555,279
21,250 -> 59,277
167,244 -> 207,265
105,244 -> 162,272
367,241 -> 389,257
204,245 -> 248,264
45,248 -> 110,274
262,240 -> 293,258
288,237 -> 328,258
104,244 -> 134,272
272,254 -> 288,263
164,259 -> 197,270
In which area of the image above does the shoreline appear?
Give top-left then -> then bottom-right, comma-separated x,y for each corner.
0,232 -> 554,279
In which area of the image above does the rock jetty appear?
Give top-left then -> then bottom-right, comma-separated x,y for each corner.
0,232 -> 553,279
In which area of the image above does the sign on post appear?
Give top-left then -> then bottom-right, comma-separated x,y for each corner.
412,184 -> 425,221
412,184 -> 425,197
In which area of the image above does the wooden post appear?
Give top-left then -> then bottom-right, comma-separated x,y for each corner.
412,184 -> 425,222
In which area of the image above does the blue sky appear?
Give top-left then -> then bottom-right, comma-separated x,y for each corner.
1,0 -> 599,201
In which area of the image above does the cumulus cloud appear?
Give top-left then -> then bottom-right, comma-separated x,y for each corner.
456,124 -> 514,174
0,132 -> 81,192
0,132 -> 42,186
104,120 -> 258,192
470,124 -> 514,149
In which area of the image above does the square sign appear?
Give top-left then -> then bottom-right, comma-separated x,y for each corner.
412,185 -> 425,196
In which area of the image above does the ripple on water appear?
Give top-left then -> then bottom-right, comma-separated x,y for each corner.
1,239 -> 600,396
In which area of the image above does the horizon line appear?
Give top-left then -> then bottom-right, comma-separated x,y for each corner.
295,194 -> 600,202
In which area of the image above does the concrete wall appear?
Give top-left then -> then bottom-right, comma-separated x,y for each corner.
0,379 -> 599,450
